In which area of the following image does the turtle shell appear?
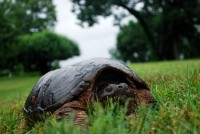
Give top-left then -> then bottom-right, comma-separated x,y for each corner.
24,58 -> 149,115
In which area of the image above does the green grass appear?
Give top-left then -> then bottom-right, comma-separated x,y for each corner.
0,59 -> 200,134
0,75 -> 40,99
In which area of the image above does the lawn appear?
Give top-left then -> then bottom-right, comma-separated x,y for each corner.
0,59 -> 199,133
0,75 -> 40,99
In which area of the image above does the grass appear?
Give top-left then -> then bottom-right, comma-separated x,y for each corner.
0,75 -> 40,99
0,59 -> 199,134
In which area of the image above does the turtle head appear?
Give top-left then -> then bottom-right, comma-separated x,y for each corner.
93,69 -> 139,113
96,83 -> 135,104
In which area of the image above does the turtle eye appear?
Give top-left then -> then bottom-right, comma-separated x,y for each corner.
125,87 -> 130,92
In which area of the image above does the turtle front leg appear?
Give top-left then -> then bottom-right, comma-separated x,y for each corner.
53,89 -> 93,124
54,101 -> 87,124
136,89 -> 156,105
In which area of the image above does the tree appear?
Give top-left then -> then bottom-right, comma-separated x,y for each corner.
71,0 -> 157,60
142,0 -> 200,60
111,21 -> 150,62
71,0 -> 200,61
0,0 -> 56,71
18,30 -> 80,74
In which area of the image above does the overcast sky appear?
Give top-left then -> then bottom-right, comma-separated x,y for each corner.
53,0 -> 120,67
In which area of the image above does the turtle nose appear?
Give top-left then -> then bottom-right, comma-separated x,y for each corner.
117,83 -> 130,92
117,83 -> 126,89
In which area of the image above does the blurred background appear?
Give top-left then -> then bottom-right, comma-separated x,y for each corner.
0,0 -> 200,75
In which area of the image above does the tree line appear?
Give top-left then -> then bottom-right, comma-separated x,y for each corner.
1,0 -> 200,75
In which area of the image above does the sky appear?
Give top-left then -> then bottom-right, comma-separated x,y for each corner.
53,0 -> 119,67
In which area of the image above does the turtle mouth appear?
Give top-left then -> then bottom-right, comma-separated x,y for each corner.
99,95 -> 135,107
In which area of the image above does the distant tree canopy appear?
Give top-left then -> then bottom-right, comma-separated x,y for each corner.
18,31 -> 80,74
71,0 -> 200,62
111,21 -> 150,62
142,0 -> 200,60
0,0 -> 56,72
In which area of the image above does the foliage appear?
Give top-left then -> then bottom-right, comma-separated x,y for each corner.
17,30 -> 80,74
142,0 -> 200,60
112,0 -> 200,61
70,0 -> 158,60
0,59 -> 200,133
71,0 -> 200,61
112,21 -> 150,62
0,0 -> 56,71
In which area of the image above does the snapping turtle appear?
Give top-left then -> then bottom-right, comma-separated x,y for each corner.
24,58 -> 155,123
